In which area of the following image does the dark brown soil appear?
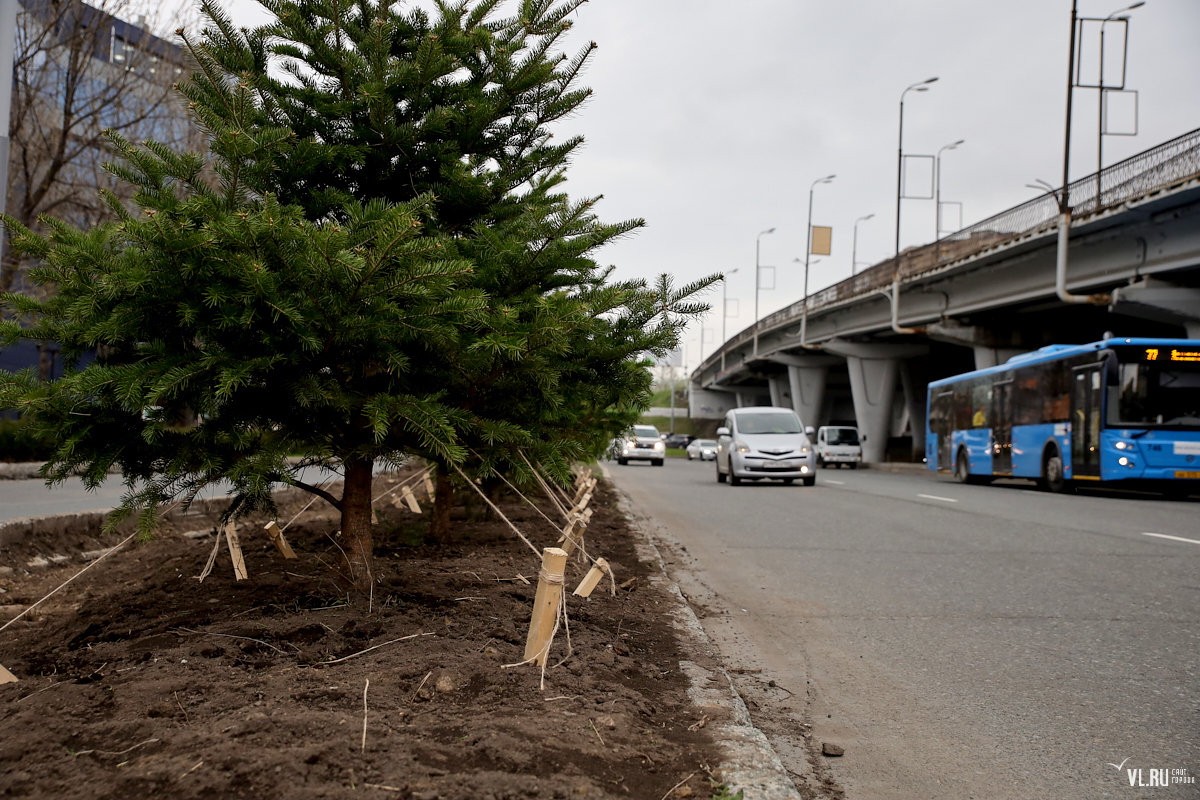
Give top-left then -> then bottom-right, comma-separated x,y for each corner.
0,473 -> 719,799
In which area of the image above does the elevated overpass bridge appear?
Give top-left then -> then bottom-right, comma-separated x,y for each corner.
691,127 -> 1200,463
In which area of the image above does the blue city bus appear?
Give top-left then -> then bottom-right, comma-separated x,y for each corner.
925,338 -> 1200,495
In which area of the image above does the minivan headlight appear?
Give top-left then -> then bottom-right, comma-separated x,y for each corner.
653,441 -> 664,451
734,440 -> 751,453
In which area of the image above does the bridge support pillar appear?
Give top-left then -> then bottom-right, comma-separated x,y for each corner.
823,341 -> 928,463
765,354 -> 841,429
768,376 -> 790,409
899,361 -> 926,460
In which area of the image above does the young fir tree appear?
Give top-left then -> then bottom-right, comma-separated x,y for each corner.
0,0 -> 716,591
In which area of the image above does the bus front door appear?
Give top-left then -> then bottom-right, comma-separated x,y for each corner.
1071,365 -> 1103,479
991,380 -> 1012,475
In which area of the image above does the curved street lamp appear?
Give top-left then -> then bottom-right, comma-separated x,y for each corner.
852,213 -> 874,276
719,267 -> 740,371
752,228 -> 775,356
800,175 -> 835,347
935,139 -> 964,239
895,77 -> 938,262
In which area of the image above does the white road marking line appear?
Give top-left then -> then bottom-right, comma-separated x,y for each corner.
825,480 -> 845,485
1142,532 -> 1200,546
918,494 -> 958,503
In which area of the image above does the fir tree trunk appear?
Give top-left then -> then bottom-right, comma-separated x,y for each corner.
431,465 -> 454,544
340,457 -> 375,594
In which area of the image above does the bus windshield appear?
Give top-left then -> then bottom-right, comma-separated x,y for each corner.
1111,346 -> 1200,428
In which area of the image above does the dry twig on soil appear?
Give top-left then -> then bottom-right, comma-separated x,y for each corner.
315,632 -> 433,667
174,627 -> 284,654
659,771 -> 697,800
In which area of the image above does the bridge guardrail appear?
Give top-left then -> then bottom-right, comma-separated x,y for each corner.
713,126 -> 1200,365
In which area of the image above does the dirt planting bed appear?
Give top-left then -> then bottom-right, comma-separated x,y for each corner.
0,473 -> 722,799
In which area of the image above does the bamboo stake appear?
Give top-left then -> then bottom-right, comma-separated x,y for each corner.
523,548 -> 568,666
422,474 -> 434,498
572,558 -> 610,598
224,522 -> 248,581
263,521 -> 298,559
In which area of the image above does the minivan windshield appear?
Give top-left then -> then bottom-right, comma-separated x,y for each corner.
825,427 -> 860,445
736,412 -> 801,434
631,426 -> 659,439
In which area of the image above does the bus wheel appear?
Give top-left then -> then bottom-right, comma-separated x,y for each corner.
1043,451 -> 1069,493
955,450 -> 972,484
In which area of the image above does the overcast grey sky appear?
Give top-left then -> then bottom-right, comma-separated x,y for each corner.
220,0 -> 1200,369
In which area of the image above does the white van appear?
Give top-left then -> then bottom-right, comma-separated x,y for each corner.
716,406 -> 816,486
815,426 -> 862,469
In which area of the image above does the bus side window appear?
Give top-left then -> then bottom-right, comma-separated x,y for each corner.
954,385 -> 972,430
1014,371 -> 1041,425
970,381 -> 991,427
1043,363 -> 1070,421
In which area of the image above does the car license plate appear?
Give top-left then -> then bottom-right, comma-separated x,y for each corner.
1175,471 -> 1200,479
774,460 -> 794,469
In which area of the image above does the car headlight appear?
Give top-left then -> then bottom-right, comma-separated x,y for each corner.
800,446 -> 810,453
734,440 -> 751,454
654,441 -> 664,451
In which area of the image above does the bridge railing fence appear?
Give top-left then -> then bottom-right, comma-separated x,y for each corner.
708,127 -> 1200,373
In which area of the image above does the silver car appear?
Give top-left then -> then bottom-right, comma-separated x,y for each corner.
716,407 -> 816,486
616,424 -> 665,466
686,438 -> 718,461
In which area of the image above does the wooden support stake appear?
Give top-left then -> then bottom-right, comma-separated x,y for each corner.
263,521 -> 298,559
224,522 -> 248,581
401,485 -> 421,514
572,558 -> 610,598
422,474 -> 435,498
582,508 -> 593,524
558,516 -> 584,556
0,663 -> 17,684
523,547 -> 568,666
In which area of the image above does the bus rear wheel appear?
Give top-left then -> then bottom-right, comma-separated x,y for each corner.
1042,450 -> 1069,494
955,450 -> 972,484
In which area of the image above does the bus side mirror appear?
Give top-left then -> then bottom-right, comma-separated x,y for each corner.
716,427 -> 730,437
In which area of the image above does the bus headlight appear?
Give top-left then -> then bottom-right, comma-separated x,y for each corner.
1115,441 -> 1129,450
1118,456 -> 1129,466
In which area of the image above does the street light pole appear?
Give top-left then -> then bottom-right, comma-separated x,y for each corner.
720,268 -> 738,372
935,139 -> 964,239
852,214 -> 874,276
1097,2 -> 1144,209
1056,1 -> 1119,306
801,175 -> 834,347
752,227 -> 775,357
894,77 -> 938,263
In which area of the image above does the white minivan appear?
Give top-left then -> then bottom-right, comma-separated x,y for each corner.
815,425 -> 863,469
716,406 -> 816,486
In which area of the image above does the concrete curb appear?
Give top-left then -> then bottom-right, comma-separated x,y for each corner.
599,462 -> 802,800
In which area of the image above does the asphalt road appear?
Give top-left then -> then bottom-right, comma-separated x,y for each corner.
0,467 -> 349,524
608,458 -> 1200,800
